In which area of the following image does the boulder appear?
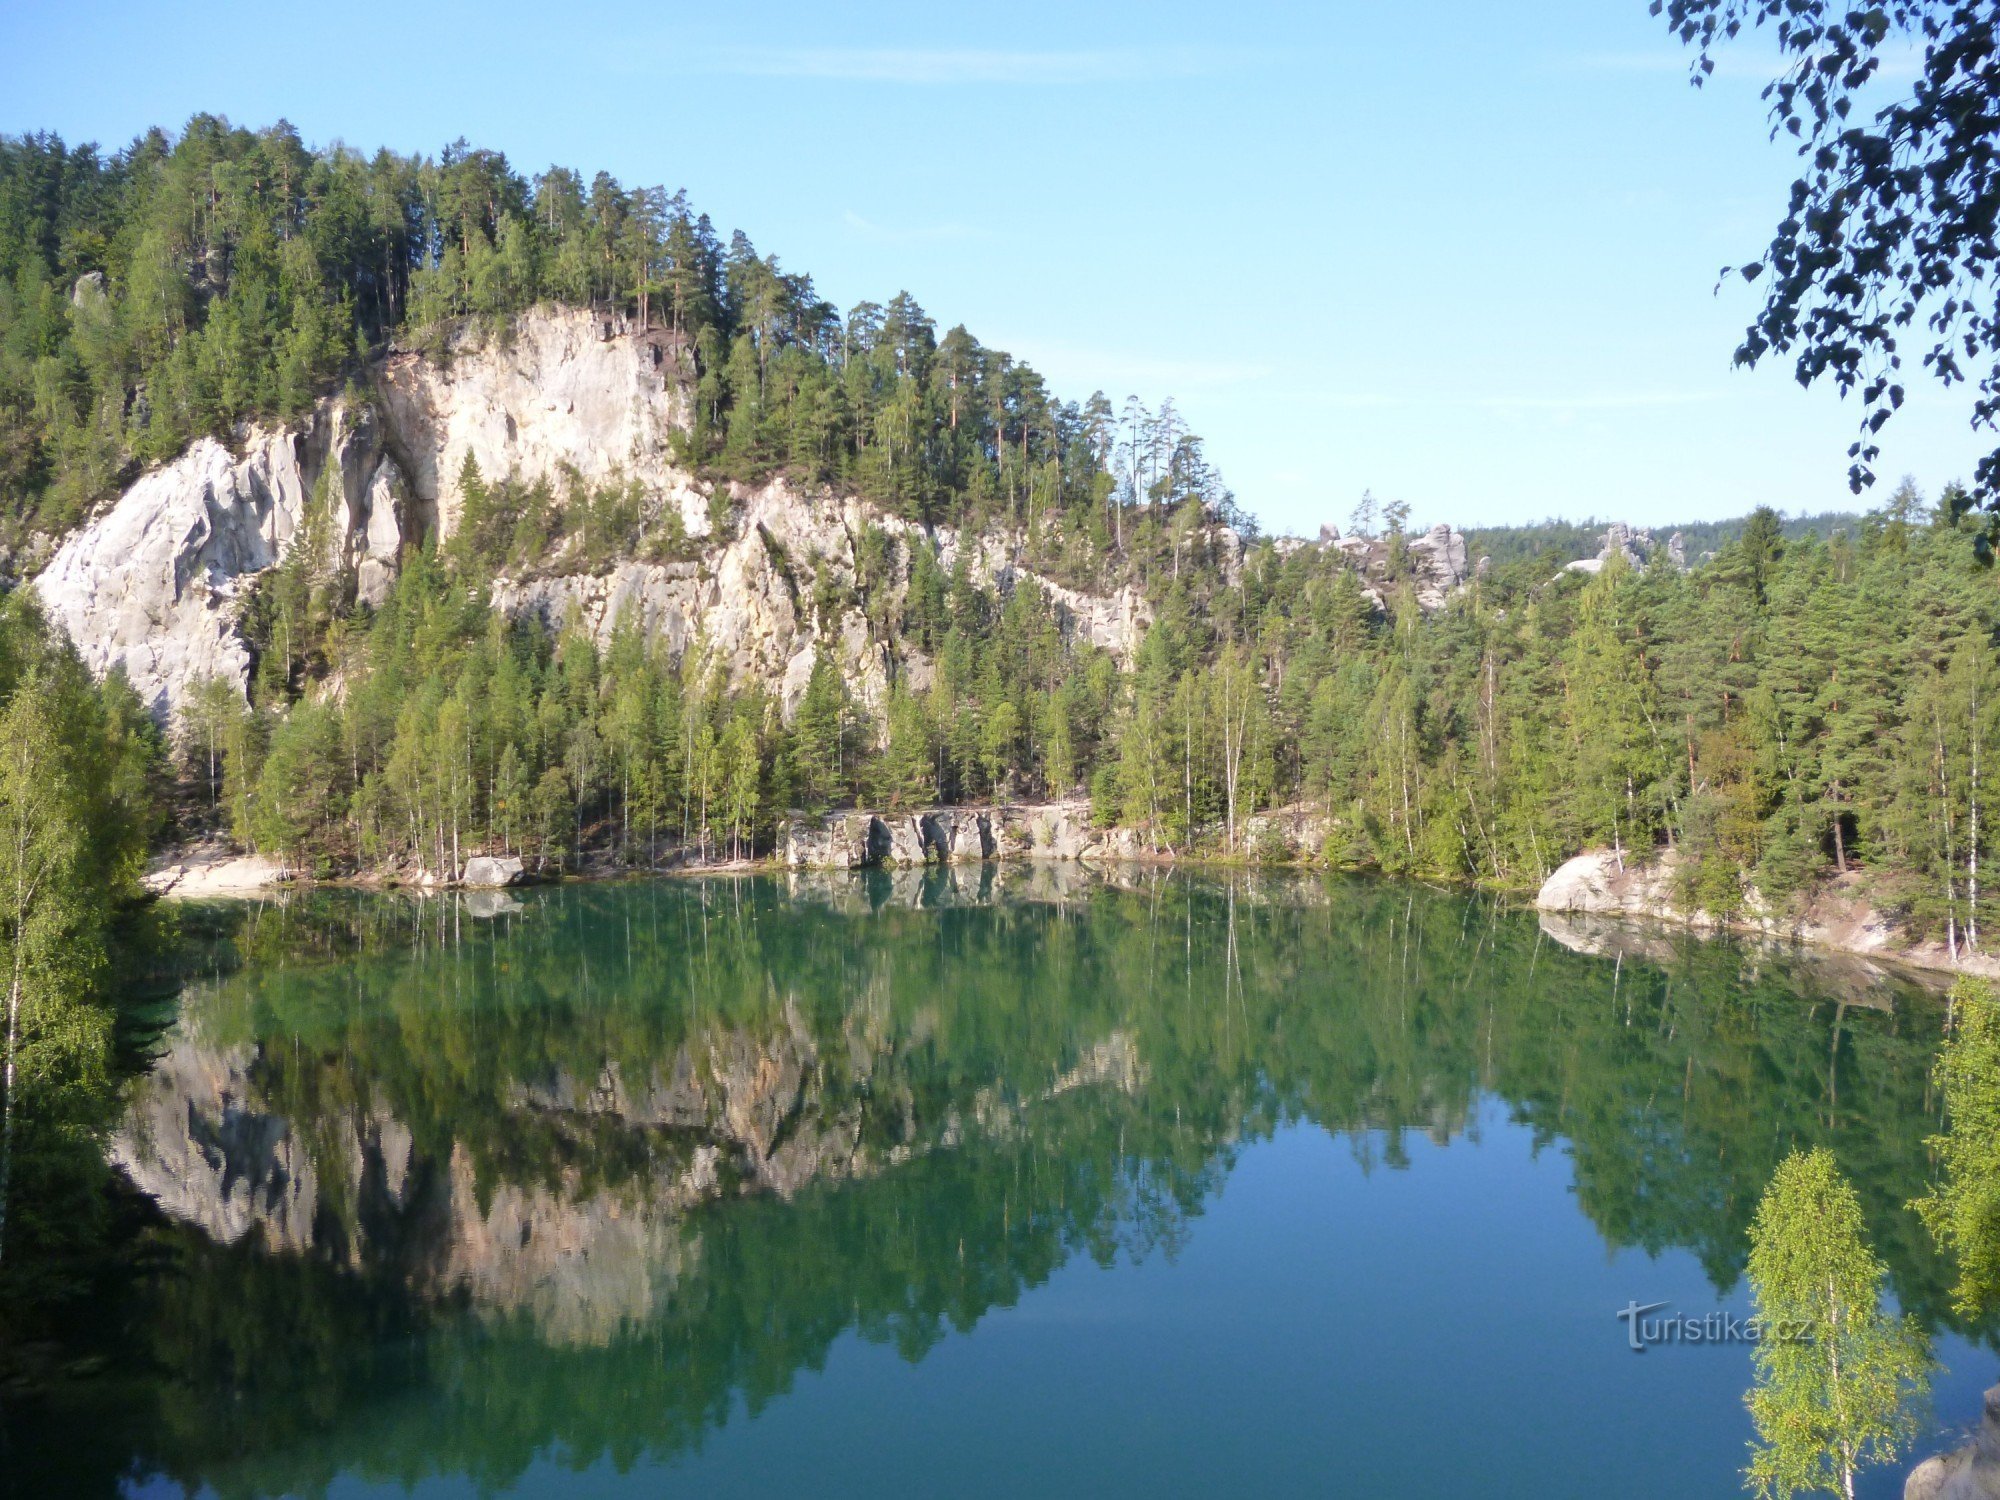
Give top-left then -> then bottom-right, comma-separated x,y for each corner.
142,843 -> 286,898
1536,850 -> 1626,914
461,855 -> 526,888
1906,1384 -> 2000,1499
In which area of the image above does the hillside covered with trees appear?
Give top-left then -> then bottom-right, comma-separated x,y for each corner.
3,116 -> 2000,955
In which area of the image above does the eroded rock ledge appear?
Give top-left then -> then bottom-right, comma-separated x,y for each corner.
1535,846 -> 1997,980
778,801 -> 1335,869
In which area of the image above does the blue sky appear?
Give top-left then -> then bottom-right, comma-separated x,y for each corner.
2,0 -> 1984,535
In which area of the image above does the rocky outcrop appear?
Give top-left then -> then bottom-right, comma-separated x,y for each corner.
1561,523 -> 1686,577
1536,847 -> 1997,979
494,477 -> 1153,721
1906,1384 -> 2000,1499
1313,521 -> 1482,612
35,305 -> 1155,728
35,401 -> 409,720
779,802 -> 1138,869
778,800 -> 1333,869
142,841 -> 289,898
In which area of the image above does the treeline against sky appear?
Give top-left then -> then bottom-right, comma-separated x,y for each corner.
0,116 -> 1245,554
6,117 -> 2000,948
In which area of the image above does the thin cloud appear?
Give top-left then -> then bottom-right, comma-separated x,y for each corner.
841,210 -> 985,244
694,45 -> 1229,85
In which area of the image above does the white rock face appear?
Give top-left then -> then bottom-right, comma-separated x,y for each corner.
35,404 -> 408,721
374,309 -> 694,539
34,305 -> 1154,729
493,474 -> 1153,721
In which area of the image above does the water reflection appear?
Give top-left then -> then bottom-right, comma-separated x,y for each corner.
29,871 -> 1982,1496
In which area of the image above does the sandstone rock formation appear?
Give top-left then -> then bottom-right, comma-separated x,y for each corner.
1906,1384 -> 2000,1499
1313,521 -> 1481,612
777,799 -> 1333,869
36,404 -> 409,720
1536,846 -> 1988,979
1561,522 -> 1687,577
461,854 -> 527,888
33,305 -> 1157,727
141,841 -> 289,898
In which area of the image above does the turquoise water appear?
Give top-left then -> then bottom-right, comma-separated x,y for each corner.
12,870 -> 1995,1498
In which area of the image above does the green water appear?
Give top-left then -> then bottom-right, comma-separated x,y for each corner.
10,869 -> 1995,1498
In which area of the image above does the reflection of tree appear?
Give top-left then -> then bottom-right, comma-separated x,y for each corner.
58,875 -> 1976,1497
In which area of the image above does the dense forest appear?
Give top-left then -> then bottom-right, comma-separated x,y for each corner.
6,117 -> 2000,956
0,116 -> 1246,556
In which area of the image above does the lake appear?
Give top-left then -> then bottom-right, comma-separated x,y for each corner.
12,868 -> 1995,1498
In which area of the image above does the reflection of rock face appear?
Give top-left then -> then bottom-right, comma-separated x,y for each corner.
114,1004 -> 1142,1345
114,1040 -> 324,1251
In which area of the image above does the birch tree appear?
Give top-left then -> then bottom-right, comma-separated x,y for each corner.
1744,1148 -> 1932,1500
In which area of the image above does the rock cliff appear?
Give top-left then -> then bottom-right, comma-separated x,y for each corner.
35,402 -> 411,718
777,799 -> 1335,868
33,306 -> 1157,725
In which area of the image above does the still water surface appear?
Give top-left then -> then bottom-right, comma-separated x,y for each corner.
16,869 -> 1997,1498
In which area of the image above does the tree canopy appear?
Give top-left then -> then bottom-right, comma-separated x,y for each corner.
1659,0 -> 2000,518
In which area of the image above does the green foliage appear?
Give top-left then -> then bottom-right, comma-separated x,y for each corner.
0,591 -> 158,1309
1913,979 -> 2000,1320
1744,1147 -> 1933,1500
1660,2 -> 2000,519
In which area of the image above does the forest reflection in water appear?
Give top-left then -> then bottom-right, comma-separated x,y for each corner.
17,866 -> 1986,1499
